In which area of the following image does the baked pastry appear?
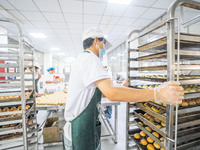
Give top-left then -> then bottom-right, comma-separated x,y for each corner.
134,133 -> 140,139
163,103 -> 167,107
181,101 -> 188,107
147,144 -> 155,150
184,90 -> 189,93
188,100 -> 196,106
3,107 -> 9,112
143,85 -> 149,89
157,102 -> 163,105
138,85 -> 143,88
18,106 -> 22,110
161,122 -> 166,127
138,122 -> 143,126
152,132 -> 159,138
189,89 -> 196,93
153,142 -> 161,149
152,75 -> 157,78
148,85 -> 155,89
140,139 -> 148,146
150,120 -> 155,125
145,127 -> 152,132
10,107 -> 17,111
144,103 -> 151,109
147,137 -> 154,143
151,106 -> 159,113
161,147 -> 165,150
160,137 -> 164,141
156,125 -> 162,129
195,98 -> 200,104
16,113 -> 22,116
10,124 -> 16,127
154,118 -> 161,123
140,131 -> 146,137
144,113 -> 149,119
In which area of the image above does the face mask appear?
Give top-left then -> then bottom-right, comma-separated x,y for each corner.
99,44 -> 105,59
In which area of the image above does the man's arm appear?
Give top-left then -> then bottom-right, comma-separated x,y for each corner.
45,81 -> 58,84
95,78 -> 184,104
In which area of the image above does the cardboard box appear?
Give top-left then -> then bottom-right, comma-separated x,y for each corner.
43,117 -> 59,143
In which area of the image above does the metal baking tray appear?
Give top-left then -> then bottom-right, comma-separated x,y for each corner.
130,76 -> 200,85
136,103 -> 166,123
128,128 -> 163,150
138,33 -> 200,52
133,109 -> 166,137
130,65 -> 200,71
148,101 -> 200,114
134,51 -> 200,62
134,118 -> 165,148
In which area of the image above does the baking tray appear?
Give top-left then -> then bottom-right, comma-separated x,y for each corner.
148,101 -> 200,114
133,109 -> 166,137
136,103 -> 166,123
130,65 -> 200,71
134,118 -> 165,148
138,33 -> 200,52
135,51 -> 200,62
128,128 -> 163,150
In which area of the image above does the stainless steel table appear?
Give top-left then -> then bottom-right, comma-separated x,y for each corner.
100,98 -> 120,144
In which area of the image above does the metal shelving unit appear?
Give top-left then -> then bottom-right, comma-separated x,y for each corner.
0,19 -> 37,150
126,0 -> 200,150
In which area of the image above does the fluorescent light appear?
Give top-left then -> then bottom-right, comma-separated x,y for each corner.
50,47 -> 60,51
104,34 -> 108,38
58,53 -> 65,55
108,0 -> 131,5
30,33 -> 46,38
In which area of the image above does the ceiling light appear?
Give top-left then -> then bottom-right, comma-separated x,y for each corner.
30,33 -> 46,38
50,47 -> 60,51
104,34 -> 108,38
58,53 -> 65,56
108,0 -> 131,5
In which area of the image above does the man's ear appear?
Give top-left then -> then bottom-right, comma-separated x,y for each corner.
93,37 -> 98,44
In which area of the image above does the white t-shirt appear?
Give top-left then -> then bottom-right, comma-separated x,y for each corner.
64,50 -> 109,141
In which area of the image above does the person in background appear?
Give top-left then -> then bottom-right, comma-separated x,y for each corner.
34,62 -> 41,93
45,67 -> 57,84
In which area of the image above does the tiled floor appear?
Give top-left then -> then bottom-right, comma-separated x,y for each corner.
38,102 -> 138,150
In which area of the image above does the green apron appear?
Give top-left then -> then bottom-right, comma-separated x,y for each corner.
71,50 -> 102,150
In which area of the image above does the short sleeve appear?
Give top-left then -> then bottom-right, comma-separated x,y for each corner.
81,55 -> 109,88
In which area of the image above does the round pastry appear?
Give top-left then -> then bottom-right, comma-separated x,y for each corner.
161,147 -> 165,150
151,107 -> 159,113
4,96 -> 9,99
163,103 -> 167,107
2,125 -> 9,128
153,142 -> 161,149
188,100 -> 196,106
184,90 -> 189,93
0,96 -> 4,99
146,75 -> 150,78
144,113 -> 149,118
3,107 -> 9,112
0,108 -> 2,112
140,139 -> 148,146
147,144 -> 155,150
145,127 -> 152,132
152,75 -> 157,78
160,137 -> 164,141
10,107 -> 17,111
10,124 -> 16,127
152,132 -> 159,138
8,114 -> 14,117
18,106 -> 22,110
16,113 -> 22,116
143,85 -> 149,89
189,89 -> 196,93
140,131 -> 146,137
156,125 -> 162,129
148,85 -> 155,89
181,101 -> 188,107
154,118 -> 161,123
161,122 -> 166,127
195,98 -> 200,104
157,102 -> 163,105
134,133 -> 140,140
147,137 -> 154,143
159,109 -> 165,114
138,122 -> 143,126
138,85 -> 143,88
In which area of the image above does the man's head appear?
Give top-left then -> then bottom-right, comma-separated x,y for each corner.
82,27 -> 112,57
47,67 -> 55,74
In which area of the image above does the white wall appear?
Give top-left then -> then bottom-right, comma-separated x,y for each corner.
43,53 -> 52,75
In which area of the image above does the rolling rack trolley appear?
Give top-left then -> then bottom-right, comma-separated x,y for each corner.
0,18 -> 38,150
126,0 -> 200,150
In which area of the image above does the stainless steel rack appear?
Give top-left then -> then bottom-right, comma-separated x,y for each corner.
0,18 -> 37,150
126,0 -> 200,150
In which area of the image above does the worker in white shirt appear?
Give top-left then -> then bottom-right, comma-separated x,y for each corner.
63,27 -> 184,150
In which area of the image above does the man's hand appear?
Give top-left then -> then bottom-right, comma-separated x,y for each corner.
154,81 -> 184,104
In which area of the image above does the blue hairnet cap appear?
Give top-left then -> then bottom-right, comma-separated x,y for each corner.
47,67 -> 55,72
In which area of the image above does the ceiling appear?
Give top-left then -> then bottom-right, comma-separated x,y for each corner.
0,0 -> 177,57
